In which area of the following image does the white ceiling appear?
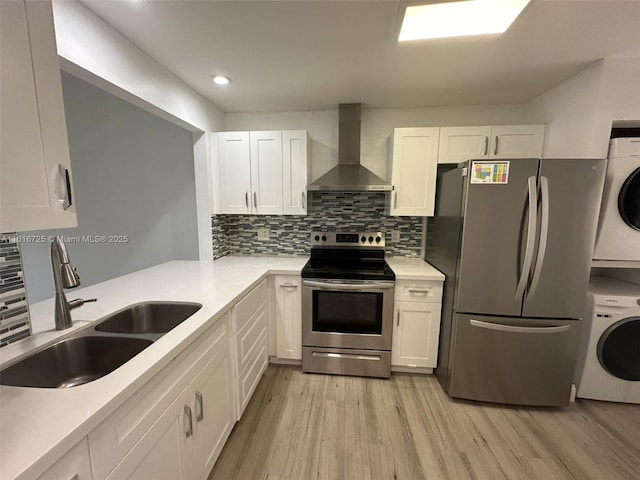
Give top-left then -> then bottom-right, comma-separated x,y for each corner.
79,0 -> 640,113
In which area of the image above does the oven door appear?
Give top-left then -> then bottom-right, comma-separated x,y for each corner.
302,279 -> 394,351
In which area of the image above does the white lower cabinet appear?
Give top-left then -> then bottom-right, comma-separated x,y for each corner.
191,337 -> 236,480
231,279 -> 269,420
89,315 -> 235,480
105,387 -> 196,480
274,275 -> 302,360
36,438 -> 93,480
391,280 -> 443,370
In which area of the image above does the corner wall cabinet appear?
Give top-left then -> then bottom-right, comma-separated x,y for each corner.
214,130 -> 309,216
391,280 -> 443,371
274,275 -> 302,360
217,131 -> 282,215
387,127 -> 440,217
0,0 -> 77,233
438,125 -> 545,164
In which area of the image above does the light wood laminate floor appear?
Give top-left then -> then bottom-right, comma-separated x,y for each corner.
209,365 -> 640,480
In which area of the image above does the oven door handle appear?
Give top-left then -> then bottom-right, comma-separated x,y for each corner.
302,280 -> 395,291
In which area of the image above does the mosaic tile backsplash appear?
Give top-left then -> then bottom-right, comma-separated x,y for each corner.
0,235 -> 31,347
211,192 -> 423,258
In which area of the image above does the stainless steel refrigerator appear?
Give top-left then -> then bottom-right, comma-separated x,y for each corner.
426,158 -> 606,406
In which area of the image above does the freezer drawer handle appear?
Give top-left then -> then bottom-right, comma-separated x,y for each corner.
515,176 -> 538,301
528,176 -> 550,299
470,319 -> 571,334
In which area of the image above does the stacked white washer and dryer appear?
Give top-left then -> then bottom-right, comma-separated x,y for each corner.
575,277 -> 640,403
574,138 -> 640,403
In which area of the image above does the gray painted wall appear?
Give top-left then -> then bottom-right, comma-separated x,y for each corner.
22,72 -> 198,303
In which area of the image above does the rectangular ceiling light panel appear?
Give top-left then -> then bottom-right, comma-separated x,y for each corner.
399,0 -> 531,41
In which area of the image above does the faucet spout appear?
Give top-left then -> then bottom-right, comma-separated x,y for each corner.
51,238 -> 81,330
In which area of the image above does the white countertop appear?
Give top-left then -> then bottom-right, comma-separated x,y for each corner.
0,256 -> 307,480
386,257 -> 445,281
0,254 -> 444,479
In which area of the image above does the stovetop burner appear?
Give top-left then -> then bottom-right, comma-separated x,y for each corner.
301,231 -> 395,281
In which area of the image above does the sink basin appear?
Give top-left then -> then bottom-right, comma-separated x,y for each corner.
0,336 -> 153,388
93,301 -> 202,335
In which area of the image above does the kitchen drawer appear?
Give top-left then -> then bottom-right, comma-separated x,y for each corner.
394,280 -> 443,303
89,315 -> 228,480
234,301 -> 267,375
232,279 -> 267,333
236,331 -> 268,419
36,438 -> 92,480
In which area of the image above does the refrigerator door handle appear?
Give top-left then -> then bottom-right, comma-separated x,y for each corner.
470,319 -> 570,334
528,176 -> 550,299
515,176 -> 538,301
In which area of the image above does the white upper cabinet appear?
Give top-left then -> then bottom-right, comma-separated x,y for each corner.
214,130 -> 309,216
282,131 -> 310,215
250,131 -> 283,215
1,0 -> 77,233
387,127 -> 440,217
217,132 -> 252,214
217,131 -> 282,215
438,125 -> 545,164
437,126 -> 492,164
490,125 -> 546,159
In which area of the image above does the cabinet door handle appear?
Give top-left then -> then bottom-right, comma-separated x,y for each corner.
482,136 -> 489,156
253,192 -> 258,208
394,191 -> 398,209
302,191 -> 306,210
245,192 -> 249,208
396,308 -> 400,327
184,405 -> 193,438
493,136 -> 499,155
280,283 -> 298,289
408,288 -> 430,295
195,391 -> 204,422
55,164 -> 72,210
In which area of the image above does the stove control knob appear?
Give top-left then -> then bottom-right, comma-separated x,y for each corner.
361,236 -> 366,243
314,235 -> 320,241
368,236 -> 374,243
322,235 -> 327,241
376,236 -> 381,243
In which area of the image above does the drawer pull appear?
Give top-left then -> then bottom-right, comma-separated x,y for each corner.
184,405 -> 193,438
195,391 -> 204,422
408,289 -> 430,295
280,283 -> 298,289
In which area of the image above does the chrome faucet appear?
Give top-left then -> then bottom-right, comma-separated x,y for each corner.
51,237 -> 95,330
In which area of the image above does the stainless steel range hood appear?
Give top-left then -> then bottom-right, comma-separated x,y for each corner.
307,104 -> 392,191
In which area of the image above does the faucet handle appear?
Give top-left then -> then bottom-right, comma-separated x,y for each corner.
68,298 -> 97,310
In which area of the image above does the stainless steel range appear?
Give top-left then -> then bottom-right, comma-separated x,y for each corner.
301,231 -> 395,378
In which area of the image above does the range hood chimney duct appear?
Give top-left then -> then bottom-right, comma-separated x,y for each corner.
307,103 -> 392,191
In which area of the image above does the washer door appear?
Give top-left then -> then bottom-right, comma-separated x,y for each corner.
597,317 -> 640,381
618,167 -> 640,231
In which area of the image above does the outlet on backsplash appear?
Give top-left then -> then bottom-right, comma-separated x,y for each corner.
391,230 -> 400,242
257,229 -> 269,241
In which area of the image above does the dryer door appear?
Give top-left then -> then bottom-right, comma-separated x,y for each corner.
597,317 -> 640,381
618,167 -> 640,231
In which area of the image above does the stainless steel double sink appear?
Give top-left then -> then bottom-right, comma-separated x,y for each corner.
0,302 -> 202,388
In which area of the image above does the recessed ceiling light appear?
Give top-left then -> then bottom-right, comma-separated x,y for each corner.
212,75 -> 231,85
398,0 -> 531,42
